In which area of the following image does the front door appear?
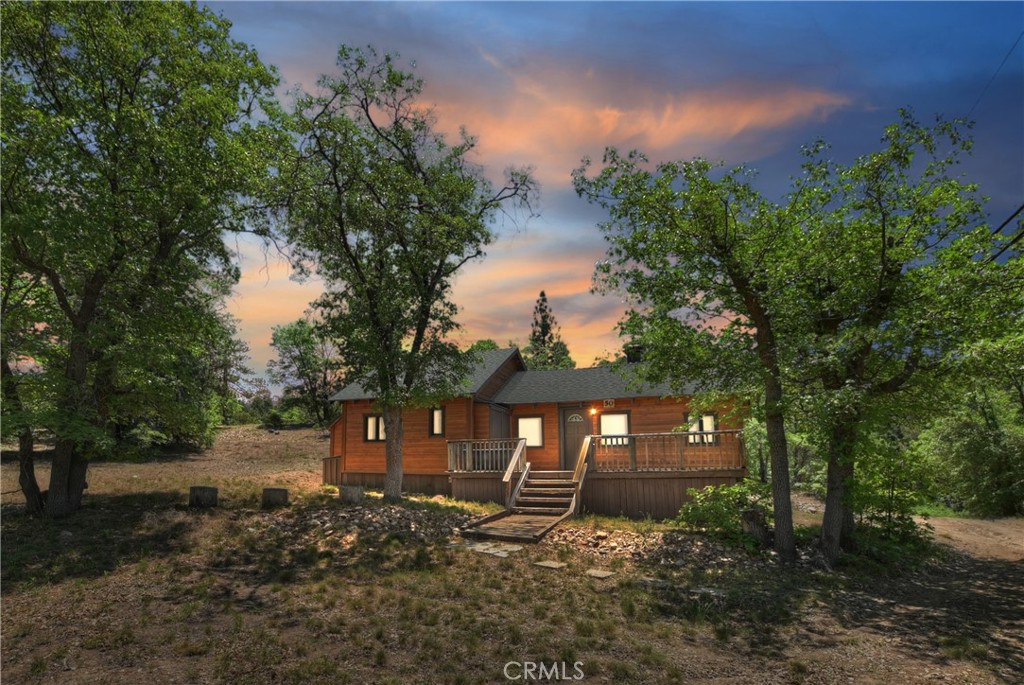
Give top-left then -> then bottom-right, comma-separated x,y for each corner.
560,408 -> 589,470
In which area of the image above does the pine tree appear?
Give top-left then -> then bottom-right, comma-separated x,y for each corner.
524,291 -> 576,369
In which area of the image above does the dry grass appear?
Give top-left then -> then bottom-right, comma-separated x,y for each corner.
1,427 -> 1020,684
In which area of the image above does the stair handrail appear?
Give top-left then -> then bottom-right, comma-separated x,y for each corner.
570,435 -> 593,514
502,438 -> 528,506
508,462 -> 531,509
572,435 -> 592,483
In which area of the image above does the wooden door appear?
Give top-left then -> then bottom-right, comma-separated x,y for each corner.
489,405 -> 510,439
560,408 -> 589,470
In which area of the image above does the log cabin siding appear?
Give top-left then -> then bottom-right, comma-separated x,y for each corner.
334,397 -> 474,475
510,403 -> 562,470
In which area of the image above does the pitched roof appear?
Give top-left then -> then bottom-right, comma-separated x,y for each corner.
328,347 -> 522,402
490,365 -> 691,404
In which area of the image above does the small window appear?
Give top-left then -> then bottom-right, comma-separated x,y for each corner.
517,416 -> 544,447
429,407 -> 445,437
686,413 -> 718,444
364,415 -> 386,442
599,412 -> 630,446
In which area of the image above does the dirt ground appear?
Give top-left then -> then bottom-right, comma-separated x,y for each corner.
925,517 -> 1023,562
791,492 -> 1024,563
2,427 -> 1022,685
1,425 -> 328,504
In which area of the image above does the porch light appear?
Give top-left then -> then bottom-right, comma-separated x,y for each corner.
589,407 -> 598,415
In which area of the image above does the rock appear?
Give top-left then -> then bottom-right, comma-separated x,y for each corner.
58,530 -> 73,541
585,569 -> 616,579
534,560 -> 568,569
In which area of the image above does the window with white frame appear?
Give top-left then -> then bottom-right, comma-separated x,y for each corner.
429,407 -> 445,437
364,415 -> 386,442
686,413 -> 718,444
599,412 -> 630,446
517,416 -> 544,447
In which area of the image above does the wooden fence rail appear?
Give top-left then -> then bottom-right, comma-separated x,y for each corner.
447,438 -> 524,472
590,430 -> 744,472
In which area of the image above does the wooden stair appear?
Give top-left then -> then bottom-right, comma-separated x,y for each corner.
461,440 -> 592,543
511,471 -> 575,515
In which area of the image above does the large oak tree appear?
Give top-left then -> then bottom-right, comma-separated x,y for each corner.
283,47 -> 535,501
1,2 -> 282,515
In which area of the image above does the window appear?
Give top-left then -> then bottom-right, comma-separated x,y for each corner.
429,407 -> 445,437
364,415 -> 386,442
686,412 -> 718,444
599,412 -> 630,446
517,416 -> 544,447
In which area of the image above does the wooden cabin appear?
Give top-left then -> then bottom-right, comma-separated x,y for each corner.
323,348 -> 746,519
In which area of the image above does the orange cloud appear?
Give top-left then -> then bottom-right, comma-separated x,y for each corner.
424,54 -> 851,187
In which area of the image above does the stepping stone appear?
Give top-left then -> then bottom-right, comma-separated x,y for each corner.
534,560 -> 567,569
585,569 -> 616,579
449,541 -> 523,557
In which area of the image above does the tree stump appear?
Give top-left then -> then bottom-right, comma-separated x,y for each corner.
261,488 -> 289,509
740,507 -> 773,548
339,485 -> 365,504
189,486 -> 219,509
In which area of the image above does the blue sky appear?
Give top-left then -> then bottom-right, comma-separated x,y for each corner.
209,1 -> 1024,373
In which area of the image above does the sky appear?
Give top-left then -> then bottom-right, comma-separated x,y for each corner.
208,1 -> 1024,378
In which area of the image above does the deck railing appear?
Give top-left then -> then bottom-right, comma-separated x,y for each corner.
447,438 -> 525,472
589,430 -> 744,472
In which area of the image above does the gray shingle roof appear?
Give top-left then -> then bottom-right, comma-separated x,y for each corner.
490,365 -> 692,404
328,348 -> 521,402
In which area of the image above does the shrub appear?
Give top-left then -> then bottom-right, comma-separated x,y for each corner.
677,480 -> 773,547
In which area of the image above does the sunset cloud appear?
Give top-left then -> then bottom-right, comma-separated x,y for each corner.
424,54 -> 851,186
209,1 -> 1022,390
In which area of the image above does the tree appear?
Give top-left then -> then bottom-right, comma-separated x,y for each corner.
574,153 -> 799,563
283,46 -> 535,501
1,2 -> 282,515
784,112 -> 1020,562
523,291 -> 576,369
267,317 -> 345,428
467,339 -> 501,353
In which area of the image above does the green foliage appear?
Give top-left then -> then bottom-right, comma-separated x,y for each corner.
677,480 -> 773,549
847,430 -> 928,542
913,389 -> 1024,517
264,410 -> 285,430
267,316 -> 344,428
467,339 -> 500,353
523,291 -> 576,369
283,46 -> 535,498
2,1 -> 283,512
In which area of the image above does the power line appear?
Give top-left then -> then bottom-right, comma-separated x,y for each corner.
986,203 -> 1024,263
967,29 -> 1024,120
990,202 -> 1024,236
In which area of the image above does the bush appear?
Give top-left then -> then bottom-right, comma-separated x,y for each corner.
264,409 -> 284,429
677,480 -> 773,548
913,389 -> 1024,517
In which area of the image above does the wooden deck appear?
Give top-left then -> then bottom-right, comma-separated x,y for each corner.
461,512 -> 568,543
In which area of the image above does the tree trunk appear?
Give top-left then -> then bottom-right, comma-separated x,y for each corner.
820,419 -> 857,564
765,376 -> 796,563
382,406 -> 404,502
2,359 -> 44,514
46,329 -> 92,518
18,426 -> 44,515
45,440 -> 89,517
